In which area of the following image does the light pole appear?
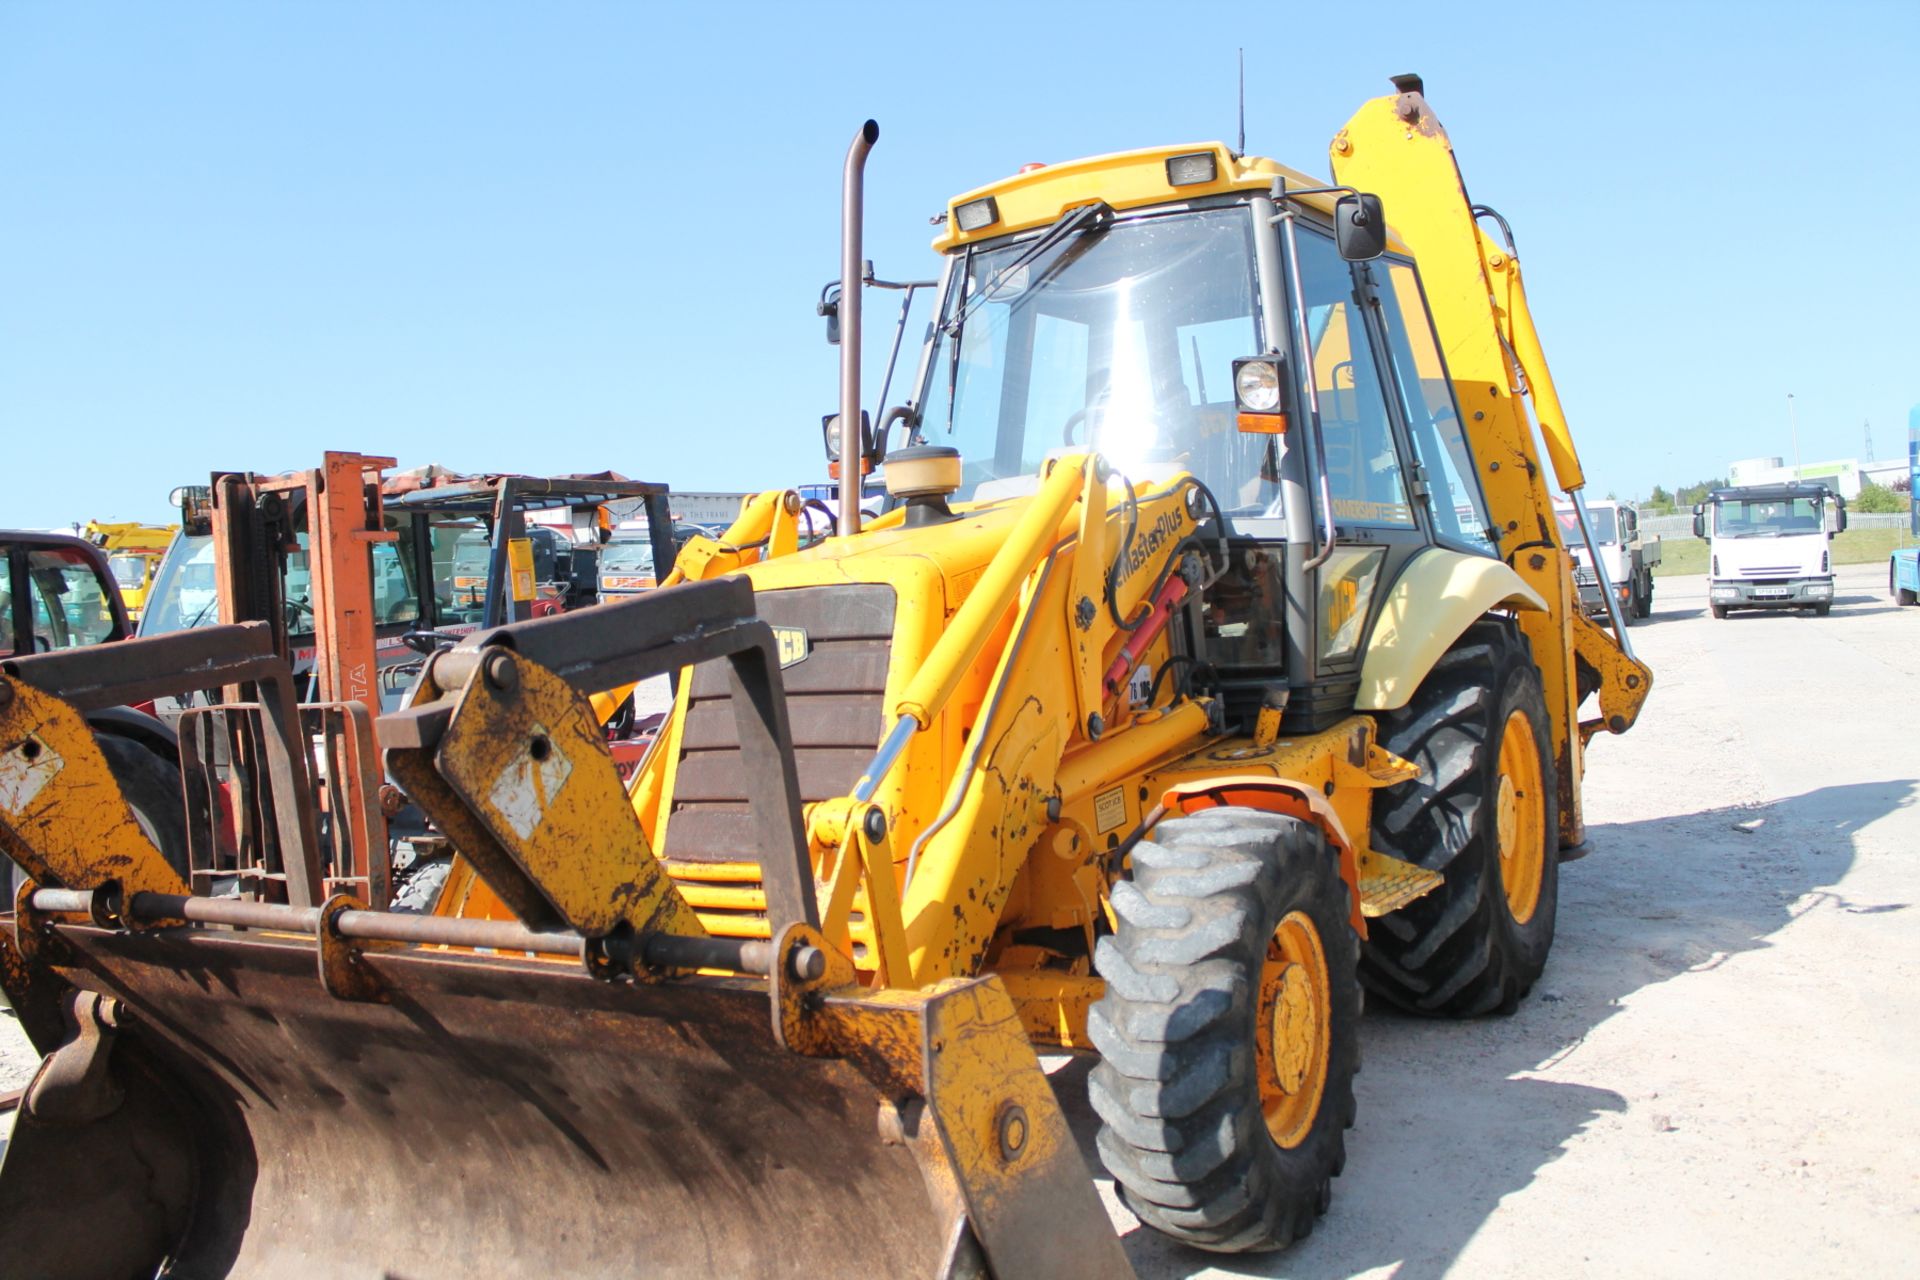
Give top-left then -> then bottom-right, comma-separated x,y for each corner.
1787,392 -> 1801,473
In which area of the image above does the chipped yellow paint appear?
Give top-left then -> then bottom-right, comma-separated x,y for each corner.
0,677 -> 186,901
434,651 -> 704,940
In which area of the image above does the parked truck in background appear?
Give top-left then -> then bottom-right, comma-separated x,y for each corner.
1695,481 -> 1845,618
1555,500 -> 1658,623
82,519 -> 178,621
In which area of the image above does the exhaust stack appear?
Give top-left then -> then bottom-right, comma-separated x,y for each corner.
838,120 -> 878,537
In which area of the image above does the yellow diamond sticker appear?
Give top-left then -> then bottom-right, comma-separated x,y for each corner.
771,625 -> 810,669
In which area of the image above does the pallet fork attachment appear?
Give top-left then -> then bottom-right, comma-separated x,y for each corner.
0,581 -> 1130,1279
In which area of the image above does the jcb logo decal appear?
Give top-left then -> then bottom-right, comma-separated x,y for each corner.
772,625 -> 810,669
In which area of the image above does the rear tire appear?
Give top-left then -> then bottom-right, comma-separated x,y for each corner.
1090,809 -> 1360,1252
1361,618 -> 1559,1017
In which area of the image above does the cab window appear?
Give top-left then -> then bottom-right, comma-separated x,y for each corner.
19,547 -> 119,652
1291,228 -> 1413,529
1373,260 -> 1494,551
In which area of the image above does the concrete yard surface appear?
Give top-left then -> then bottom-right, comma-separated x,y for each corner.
2,566 -> 1915,1276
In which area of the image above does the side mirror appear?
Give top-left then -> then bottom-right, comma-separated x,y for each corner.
818,283 -> 843,345
1691,507 -> 1706,540
1834,499 -> 1848,532
1334,193 -> 1387,262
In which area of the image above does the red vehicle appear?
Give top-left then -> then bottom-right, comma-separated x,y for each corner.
1,530 -> 190,892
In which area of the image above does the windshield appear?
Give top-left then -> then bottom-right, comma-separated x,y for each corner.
1,547 -> 119,654
915,207 -> 1271,513
140,535 -> 219,634
602,539 -> 655,573
1716,497 -> 1824,537
107,553 -> 148,588
451,532 -> 492,605
1555,507 -> 1618,545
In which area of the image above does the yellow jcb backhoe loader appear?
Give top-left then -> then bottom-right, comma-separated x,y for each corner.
0,76 -> 1649,1276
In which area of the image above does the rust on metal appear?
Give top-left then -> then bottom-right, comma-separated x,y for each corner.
0,924 -> 956,1277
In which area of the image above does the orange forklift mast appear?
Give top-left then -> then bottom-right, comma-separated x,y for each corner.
183,452 -> 677,908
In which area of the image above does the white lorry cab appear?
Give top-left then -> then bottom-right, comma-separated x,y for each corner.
1694,482 -> 1847,618
1554,500 -> 1660,623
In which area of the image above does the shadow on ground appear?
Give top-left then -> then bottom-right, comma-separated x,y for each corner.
1049,778 -> 1913,1279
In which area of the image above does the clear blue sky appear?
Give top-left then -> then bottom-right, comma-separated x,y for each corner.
4,1 -> 1915,528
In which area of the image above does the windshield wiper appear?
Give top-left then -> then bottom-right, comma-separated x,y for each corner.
941,201 -> 1115,435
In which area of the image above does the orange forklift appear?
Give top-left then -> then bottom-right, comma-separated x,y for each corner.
164,453 -> 677,908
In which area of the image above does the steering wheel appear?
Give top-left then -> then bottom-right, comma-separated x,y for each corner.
401,628 -> 468,656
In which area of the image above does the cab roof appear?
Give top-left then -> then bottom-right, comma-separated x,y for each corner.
1710,482 -> 1838,502
932,141 -> 1408,255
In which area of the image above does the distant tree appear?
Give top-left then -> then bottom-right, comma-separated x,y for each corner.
1675,477 -> 1728,507
1893,474 -> 1912,495
1648,484 -> 1673,506
1852,481 -> 1908,514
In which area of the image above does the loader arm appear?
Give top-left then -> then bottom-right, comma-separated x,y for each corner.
1331,80 -> 1652,845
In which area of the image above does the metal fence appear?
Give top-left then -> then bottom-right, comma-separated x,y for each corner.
1640,511 -> 1911,538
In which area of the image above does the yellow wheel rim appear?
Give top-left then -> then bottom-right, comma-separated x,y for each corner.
1256,910 -> 1330,1150
1494,708 -> 1546,924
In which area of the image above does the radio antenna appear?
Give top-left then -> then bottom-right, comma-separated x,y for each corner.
1236,49 -> 1246,155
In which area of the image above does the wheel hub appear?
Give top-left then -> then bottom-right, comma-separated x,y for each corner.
1494,708 -> 1545,924
1257,910 -> 1330,1150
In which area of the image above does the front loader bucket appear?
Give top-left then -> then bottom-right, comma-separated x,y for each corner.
0,586 -> 1130,1278
0,920 -> 1127,1279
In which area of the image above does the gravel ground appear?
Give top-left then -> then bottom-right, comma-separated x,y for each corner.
3,571 -> 1915,1276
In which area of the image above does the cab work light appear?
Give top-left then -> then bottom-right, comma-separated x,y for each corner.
1165,151 -> 1218,187
955,196 -> 999,232
1232,356 -> 1288,434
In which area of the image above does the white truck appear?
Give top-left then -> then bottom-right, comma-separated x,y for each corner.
1693,481 -> 1847,618
1555,499 -> 1660,623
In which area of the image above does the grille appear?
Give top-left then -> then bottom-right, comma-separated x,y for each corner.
663,583 -> 896,864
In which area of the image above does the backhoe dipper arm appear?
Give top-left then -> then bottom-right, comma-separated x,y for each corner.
1331,77 -> 1652,846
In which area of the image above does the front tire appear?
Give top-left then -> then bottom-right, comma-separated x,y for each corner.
1090,809 -> 1360,1252
1711,604 -> 1729,619
1361,618 -> 1559,1017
